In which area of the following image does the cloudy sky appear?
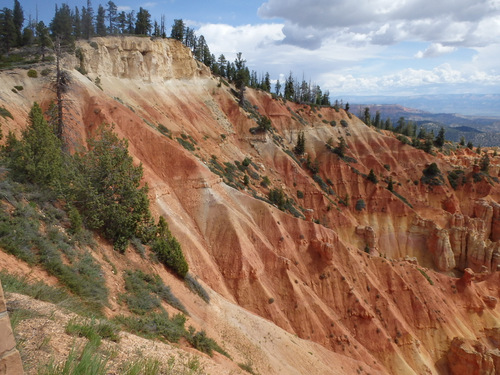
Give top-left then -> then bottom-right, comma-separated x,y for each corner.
24,0 -> 500,98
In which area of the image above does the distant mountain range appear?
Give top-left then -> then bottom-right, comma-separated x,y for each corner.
345,94 -> 500,117
347,96 -> 500,147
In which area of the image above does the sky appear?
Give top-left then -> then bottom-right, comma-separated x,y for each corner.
16,0 -> 500,99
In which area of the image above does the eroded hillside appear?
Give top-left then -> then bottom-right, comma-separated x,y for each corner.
0,36 -> 499,375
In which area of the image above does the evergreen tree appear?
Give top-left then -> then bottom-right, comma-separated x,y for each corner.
435,127 -> 445,148
0,8 -> 17,53
126,11 -> 135,34
284,72 -> 295,101
275,79 -> 281,96
71,124 -> 150,252
373,111 -> 381,128
294,132 -> 305,155
321,90 -> 330,105
116,11 -> 126,34
367,169 -> 378,184
73,7 -> 81,39
216,54 -> 226,77
96,5 -> 106,36
82,0 -> 94,39
170,19 -> 185,41
387,177 -> 394,192
3,102 -> 63,188
234,52 -> 249,103
345,102 -> 350,112
36,21 -> 51,59
50,3 -> 73,43
480,153 -> 490,173
13,0 -> 24,46
135,7 -> 151,35
263,72 -> 271,92
459,136 -> 465,146
106,1 -> 117,34
363,107 -> 371,126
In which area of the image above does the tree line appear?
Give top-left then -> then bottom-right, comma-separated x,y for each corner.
1,1 -> 335,107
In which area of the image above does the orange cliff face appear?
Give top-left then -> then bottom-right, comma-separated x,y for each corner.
0,36 -> 499,375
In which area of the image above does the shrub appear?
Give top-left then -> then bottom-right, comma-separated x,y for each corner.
14,85 -> 23,91
41,68 -> 51,76
177,137 -> 195,151
447,169 -> 465,190
367,169 -> 378,184
355,199 -> 366,211
0,106 -> 13,120
297,190 -> 304,199
27,69 -> 38,78
261,175 -> 270,188
340,119 -> 348,127
70,124 -> 151,252
185,273 -> 210,303
151,237 -> 189,278
122,270 -> 187,315
421,163 -> 444,185
330,120 -> 337,127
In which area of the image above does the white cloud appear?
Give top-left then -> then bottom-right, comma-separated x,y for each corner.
257,0 -> 500,49
416,43 -> 457,58
117,6 -> 132,11
321,63 -> 500,95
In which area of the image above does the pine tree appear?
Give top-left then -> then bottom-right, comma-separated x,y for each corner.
294,132 -> 305,155
367,169 -> 378,184
73,7 -> 81,39
71,124 -> 150,252
13,0 -> 24,46
96,5 -> 106,36
0,8 -> 17,52
82,0 -> 94,39
284,72 -> 295,101
36,21 -> 52,59
106,1 -> 117,34
170,19 -> 185,41
435,127 -> 445,148
4,102 -> 63,188
50,3 -> 74,44
363,107 -> 371,126
135,7 -> 151,35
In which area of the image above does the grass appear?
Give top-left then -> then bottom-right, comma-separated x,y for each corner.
66,318 -> 120,345
113,312 -> 187,343
38,341 -> 109,375
122,270 -> 188,315
417,268 -> 434,285
184,273 -> 210,303
0,177 -> 108,312
0,271 -> 98,317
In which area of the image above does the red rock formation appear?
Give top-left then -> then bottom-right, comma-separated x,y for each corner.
0,36 -> 499,375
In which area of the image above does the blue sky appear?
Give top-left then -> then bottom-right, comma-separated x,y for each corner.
15,0 -> 500,98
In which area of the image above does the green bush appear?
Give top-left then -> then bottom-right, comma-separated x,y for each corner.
122,270 -> 187,315
152,237 -> 189,278
27,69 -> 38,78
66,318 -> 120,345
114,312 -> 186,343
355,199 -> 366,211
71,124 -> 151,252
185,273 -> 210,303
0,107 -> 14,120
41,68 -> 51,76
340,119 -> 348,127
296,190 -> 304,199
14,85 -> 23,91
